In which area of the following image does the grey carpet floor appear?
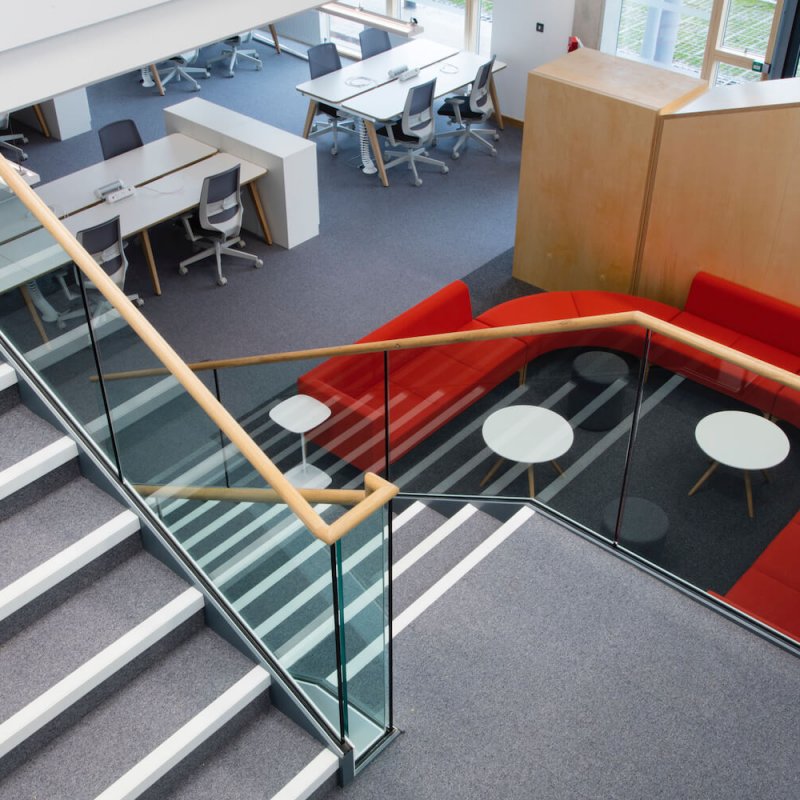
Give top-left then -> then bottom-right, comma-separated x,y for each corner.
322,510 -> 800,800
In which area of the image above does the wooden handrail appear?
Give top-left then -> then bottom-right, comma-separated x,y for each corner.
0,155 -> 396,547
96,310 -> 800,393
134,483 -> 367,506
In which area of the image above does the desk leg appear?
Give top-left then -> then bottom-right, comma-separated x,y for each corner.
303,101 -> 318,139
20,285 -> 49,344
149,65 -> 165,97
33,104 -> 51,139
140,229 -> 162,296
364,121 -> 389,188
247,183 -> 273,245
269,24 -> 282,54
489,75 -> 504,131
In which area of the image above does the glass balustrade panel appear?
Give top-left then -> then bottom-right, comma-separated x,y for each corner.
622,334 -> 799,645
335,505 -> 391,760
0,228 -> 116,464
214,352 -> 390,495
387,333 -> 645,543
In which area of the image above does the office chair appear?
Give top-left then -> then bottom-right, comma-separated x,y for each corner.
159,50 -> 210,91
0,112 -> 28,161
359,27 -> 391,59
436,56 -> 500,159
98,119 -> 143,160
377,78 -> 448,187
178,164 -> 263,286
207,32 -> 262,77
304,42 -> 356,156
56,216 -> 142,329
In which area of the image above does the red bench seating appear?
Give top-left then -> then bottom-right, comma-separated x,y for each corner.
297,281 -> 527,472
710,512 -> 800,641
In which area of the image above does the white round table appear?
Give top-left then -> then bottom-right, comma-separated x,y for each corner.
480,405 -> 574,497
269,394 -> 332,489
688,410 -> 790,518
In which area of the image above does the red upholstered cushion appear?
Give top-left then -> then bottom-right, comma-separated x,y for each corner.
390,349 -> 485,394
771,385 -> 800,428
727,336 -> 800,415
751,519 -> 800,592
724,570 -> 800,641
650,312 -> 748,393
570,291 -> 680,356
685,272 -> 800,356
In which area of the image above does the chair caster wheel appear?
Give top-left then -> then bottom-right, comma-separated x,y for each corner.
204,71 -> 211,78
237,240 -> 246,248
441,165 -> 449,174
254,259 -> 263,268
451,151 -> 460,159
179,265 -> 188,275
225,72 -> 234,78
413,178 -> 422,187
218,276 -> 228,286
256,63 -> 263,71
331,146 -> 338,156
490,148 -> 497,157
493,132 -> 500,141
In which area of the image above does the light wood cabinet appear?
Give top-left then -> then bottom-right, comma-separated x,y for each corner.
513,49 -> 705,293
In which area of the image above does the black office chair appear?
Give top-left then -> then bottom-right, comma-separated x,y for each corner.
98,119 -> 143,160
377,78 -> 448,187
436,56 -> 500,159
304,42 -> 356,155
179,164 -> 263,286
359,28 -> 391,59
56,216 -> 142,328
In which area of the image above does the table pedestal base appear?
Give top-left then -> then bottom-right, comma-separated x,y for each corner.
284,463 -> 332,490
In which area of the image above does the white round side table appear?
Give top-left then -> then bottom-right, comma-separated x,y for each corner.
688,410 -> 790,518
480,405 -> 574,497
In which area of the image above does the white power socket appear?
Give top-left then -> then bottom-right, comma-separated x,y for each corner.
105,185 -> 136,204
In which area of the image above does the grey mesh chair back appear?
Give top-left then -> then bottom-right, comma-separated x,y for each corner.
199,165 -> 242,239
308,42 -> 342,79
98,119 -> 143,160
77,216 -> 127,288
359,28 -> 391,59
401,79 -> 437,145
468,55 -> 495,116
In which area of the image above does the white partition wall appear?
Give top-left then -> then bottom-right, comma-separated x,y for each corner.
490,0 -> 576,122
164,99 -> 319,250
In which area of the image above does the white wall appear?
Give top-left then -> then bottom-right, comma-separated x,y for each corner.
0,0 -> 320,112
490,0 -> 576,121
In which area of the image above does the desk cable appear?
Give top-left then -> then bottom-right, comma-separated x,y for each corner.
345,76 -> 378,88
439,62 -> 460,74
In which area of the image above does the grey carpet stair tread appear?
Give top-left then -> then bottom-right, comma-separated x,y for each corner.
0,406 -> 64,473
159,703 -> 327,800
0,627 -> 256,800
393,504 -> 450,562
393,506 -> 500,616
0,549 -> 187,721
0,476 -> 126,588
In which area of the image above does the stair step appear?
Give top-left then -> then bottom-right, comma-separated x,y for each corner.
0,556 -> 197,744
0,406 -> 70,476
0,626 -> 256,800
98,666 -> 270,800
0,477 -> 132,595
268,749 -> 339,800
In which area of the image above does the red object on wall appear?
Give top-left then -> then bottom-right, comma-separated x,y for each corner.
568,36 -> 582,53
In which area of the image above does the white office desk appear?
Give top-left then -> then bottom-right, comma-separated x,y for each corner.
295,39 -> 458,106
62,152 -> 267,295
342,53 -> 506,187
36,133 -> 218,217
164,99 -> 313,250
0,191 -> 42,244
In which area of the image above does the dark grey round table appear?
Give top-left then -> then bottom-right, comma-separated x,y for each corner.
569,350 -> 630,431
602,497 -> 669,560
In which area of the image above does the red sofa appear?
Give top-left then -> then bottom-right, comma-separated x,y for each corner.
710,511 -> 800,641
298,273 -> 799,473
297,281 -> 527,472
